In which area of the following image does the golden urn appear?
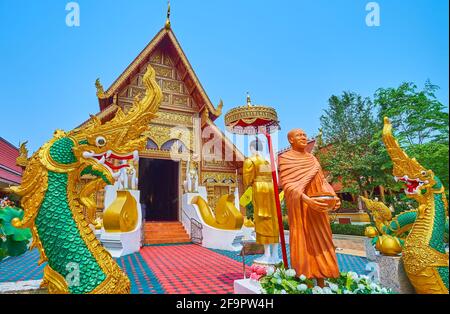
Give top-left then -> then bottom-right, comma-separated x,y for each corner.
375,235 -> 402,256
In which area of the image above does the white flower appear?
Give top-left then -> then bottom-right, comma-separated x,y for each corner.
266,267 -> 275,276
322,287 -> 333,294
297,284 -> 308,292
358,284 -> 366,290
370,283 -> 379,290
277,278 -> 282,285
299,274 -> 306,281
328,283 -> 339,292
348,272 -> 359,280
274,269 -> 281,278
312,286 -> 323,294
381,288 -> 388,294
281,290 -> 287,294
343,289 -> 352,294
285,269 -> 296,278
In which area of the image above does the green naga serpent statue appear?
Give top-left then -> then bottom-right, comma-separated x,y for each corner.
380,117 -> 448,294
362,196 -> 449,255
8,65 -> 162,294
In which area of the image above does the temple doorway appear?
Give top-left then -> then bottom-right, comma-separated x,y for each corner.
138,158 -> 179,221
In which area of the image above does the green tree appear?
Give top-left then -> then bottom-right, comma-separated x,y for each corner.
317,92 -> 394,197
374,81 -> 449,189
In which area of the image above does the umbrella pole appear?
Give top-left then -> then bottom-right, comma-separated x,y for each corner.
264,131 -> 288,268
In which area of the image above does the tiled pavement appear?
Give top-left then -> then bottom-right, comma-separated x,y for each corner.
0,243 -> 369,294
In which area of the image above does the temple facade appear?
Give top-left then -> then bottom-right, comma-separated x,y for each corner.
89,23 -> 245,225
0,137 -> 22,191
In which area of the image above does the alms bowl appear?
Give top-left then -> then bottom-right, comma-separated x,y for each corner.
309,192 -> 337,211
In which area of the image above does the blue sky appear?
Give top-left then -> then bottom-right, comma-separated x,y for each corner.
0,0 -> 448,153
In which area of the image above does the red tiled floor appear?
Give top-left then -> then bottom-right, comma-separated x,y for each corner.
140,244 -> 248,294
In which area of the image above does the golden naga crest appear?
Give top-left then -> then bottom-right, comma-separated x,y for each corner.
71,65 -> 162,162
11,65 -> 162,230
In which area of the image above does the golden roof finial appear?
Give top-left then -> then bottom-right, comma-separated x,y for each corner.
165,1 -> 171,29
16,141 -> 29,169
95,78 -> 105,98
246,92 -> 252,107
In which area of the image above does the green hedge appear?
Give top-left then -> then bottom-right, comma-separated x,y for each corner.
330,223 -> 369,236
282,216 -> 368,236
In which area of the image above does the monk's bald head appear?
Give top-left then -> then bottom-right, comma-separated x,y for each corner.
288,129 -> 308,152
288,129 -> 306,141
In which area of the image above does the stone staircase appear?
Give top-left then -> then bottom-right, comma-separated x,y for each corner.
144,221 -> 191,245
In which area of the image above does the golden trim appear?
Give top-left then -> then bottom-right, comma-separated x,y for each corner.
225,105 -> 278,126
41,265 -> 69,294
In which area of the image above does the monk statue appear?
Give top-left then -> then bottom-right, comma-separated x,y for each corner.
278,129 -> 340,286
243,139 -> 280,264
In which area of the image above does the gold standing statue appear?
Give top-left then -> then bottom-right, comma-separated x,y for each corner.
243,139 -> 280,264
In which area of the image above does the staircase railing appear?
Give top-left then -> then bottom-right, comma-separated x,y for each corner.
182,209 -> 203,245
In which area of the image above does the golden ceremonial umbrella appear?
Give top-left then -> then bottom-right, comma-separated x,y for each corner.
225,94 -> 288,267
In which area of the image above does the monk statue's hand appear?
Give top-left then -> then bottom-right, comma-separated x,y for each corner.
333,197 -> 341,210
301,194 -> 330,212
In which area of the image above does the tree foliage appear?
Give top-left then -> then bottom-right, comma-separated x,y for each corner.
374,81 -> 449,189
318,81 -> 448,201
374,81 -> 449,146
318,92 -> 393,196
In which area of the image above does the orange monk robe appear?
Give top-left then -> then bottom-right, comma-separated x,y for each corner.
278,149 -> 339,279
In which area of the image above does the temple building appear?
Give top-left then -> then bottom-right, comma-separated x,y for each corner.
0,137 -> 22,193
87,12 -> 245,238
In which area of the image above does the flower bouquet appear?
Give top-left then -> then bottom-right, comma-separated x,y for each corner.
259,266 -> 394,294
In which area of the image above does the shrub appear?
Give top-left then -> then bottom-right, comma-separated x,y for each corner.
330,223 -> 370,236
282,216 -> 289,231
341,200 -> 357,210
0,206 -> 32,261
282,216 -> 368,235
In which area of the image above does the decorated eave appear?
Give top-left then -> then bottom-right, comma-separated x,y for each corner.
96,27 -> 222,121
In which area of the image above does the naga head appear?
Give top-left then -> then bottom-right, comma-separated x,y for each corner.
382,117 -> 437,201
10,65 -> 162,228
43,65 -> 161,184
360,196 -> 392,224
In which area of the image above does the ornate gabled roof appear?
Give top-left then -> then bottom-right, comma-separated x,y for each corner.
97,27 -> 222,121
